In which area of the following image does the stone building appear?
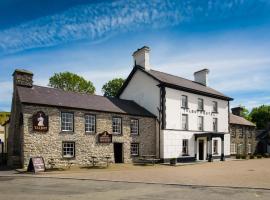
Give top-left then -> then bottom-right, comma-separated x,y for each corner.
229,107 -> 256,156
8,69 -> 157,168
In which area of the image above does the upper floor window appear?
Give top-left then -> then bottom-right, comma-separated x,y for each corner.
85,114 -> 96,133
213,140 -> 218,154
231,126 -> 236,137
198,116 -> 204,131
182,139 -> 189,155
181,95 -> 188,108
198,98 -> 204,110
130,119 -> 139,135
112,117 -> 122,134
239,127 -> 244,138
61,112 -> 74,132
213,118 -> 218,132
182,114 -> 188,130
213,101 -> 218,112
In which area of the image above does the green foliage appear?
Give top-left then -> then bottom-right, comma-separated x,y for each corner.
241,106 -> 251,121
0,112 -> 10,125
102,78 -> 125,97
48,72 -> 95,94
249,105 -> 270,129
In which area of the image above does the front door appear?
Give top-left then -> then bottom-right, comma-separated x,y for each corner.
199,140 -> 204,160
114,143 -> 123,163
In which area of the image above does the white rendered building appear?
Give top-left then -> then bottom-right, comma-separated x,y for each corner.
118,46 -> 233,162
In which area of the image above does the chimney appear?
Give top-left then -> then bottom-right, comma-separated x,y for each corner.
132,46 -> 150,71
194,68 -> 209,86
231,107 -> 244,117
13,69 -> 33,88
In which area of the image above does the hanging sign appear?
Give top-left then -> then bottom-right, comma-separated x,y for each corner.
98,131 -> 112,143
32,111 -> 48,132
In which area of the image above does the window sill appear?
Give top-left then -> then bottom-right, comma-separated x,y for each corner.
212,111 -> 218,114
182,154 -> 190,157
130,134 -> 139,136
85,132 -> 96,134
131,154 -> 139,157
60,131 -> 74,134
62,156 -> 75,160
181,107 -> 189,109
197,109 -> 205,112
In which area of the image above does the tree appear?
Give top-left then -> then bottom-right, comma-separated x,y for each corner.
249,105 -> 270,129
102,78 -> 125,97
49,72 -> 95,94
240,106 -> 251,121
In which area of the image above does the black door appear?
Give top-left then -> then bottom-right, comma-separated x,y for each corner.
114,143 -> 123,163
199,140 -> 204,160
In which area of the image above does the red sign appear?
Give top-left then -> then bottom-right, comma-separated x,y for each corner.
98,131 -> 112,143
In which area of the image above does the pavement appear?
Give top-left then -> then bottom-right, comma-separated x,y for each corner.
0,159 -> 270,199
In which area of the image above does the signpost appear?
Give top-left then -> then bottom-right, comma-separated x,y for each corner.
27,157 -> 46,173
98,131 -> 112,143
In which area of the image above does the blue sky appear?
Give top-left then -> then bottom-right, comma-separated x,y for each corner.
1,0 -> 270,111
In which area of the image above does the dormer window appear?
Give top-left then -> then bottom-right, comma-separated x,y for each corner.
198,98 -> 204,110
181,95 -> 188,108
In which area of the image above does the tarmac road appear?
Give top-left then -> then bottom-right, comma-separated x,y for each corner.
0,176 -> 269,200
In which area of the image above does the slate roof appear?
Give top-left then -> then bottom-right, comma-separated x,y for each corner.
117,66 -> 233,101
17,85 -> 155,118
229,113 -> 256,127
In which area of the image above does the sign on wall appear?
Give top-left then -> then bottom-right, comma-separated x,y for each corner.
27,157 -> 46,173
98,131 -> 112,143
32,111 -> 48,132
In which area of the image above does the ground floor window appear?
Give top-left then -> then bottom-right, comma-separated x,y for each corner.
231,143 -> 236,154
182,139 -> 189,155
213,140 -> 218,154
248,143 -> 252,154
130,143 -> 139,156
62,142 -> 75,158
238,143 -> 243,155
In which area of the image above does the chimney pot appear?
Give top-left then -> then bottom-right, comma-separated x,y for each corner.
13,69 -> 33,88
231,107 -> 244,117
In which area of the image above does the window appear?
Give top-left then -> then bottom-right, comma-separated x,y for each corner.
213,118 -> 218,132
182,139 -> 189,155
198,98 -> 204,110
130,143 -> 139,156
198,116 -> 204,131
231,143 -> 236,154
182,114 -> 188,130
213,140 -> 218,154
231,127 -> 236,137
238,143 -> 243,155
130,119 -> 139,135
248,129 -> 252,138
85,114 -> 96,133
248,143 -> 252,154
239,127 -> 244,138
61,112 -> 74,131
112,117 -> 122,134
213,101 -> 218,112
62,142 -> 75,158
181,95 -> 188,108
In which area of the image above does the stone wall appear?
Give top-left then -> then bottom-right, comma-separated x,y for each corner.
21,104 -> 156,168
230,124 -> 257,155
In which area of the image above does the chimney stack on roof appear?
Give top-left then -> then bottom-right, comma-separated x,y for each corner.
194,68 -> 209,86
13,69 -> 33,88
231,106 -> 244,117
132,46 -> 150,71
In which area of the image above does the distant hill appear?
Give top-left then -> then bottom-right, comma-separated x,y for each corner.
0,112 -> 10,125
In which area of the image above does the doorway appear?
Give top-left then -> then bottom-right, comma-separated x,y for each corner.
198,140 -> 204,160
113,143 -> 123,163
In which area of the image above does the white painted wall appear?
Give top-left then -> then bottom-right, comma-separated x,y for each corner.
165,87 -> 229,133
120,69 -> 160,117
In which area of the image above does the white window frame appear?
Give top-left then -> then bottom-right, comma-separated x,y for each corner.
85,114 -> 96,133
198,98 -> 204,110
238,143 -> 243,155
213,101 -> 218,112
61,112 -> 74,132
182,139 -> 189,155
182,114 -> 188,130
198,116 -> 204,131
130,143 -> 139,156
62,141 -> 75,158
130,119 -> 139,135
248,143 -> 252,154
213,140 -> 218,154
231,143 -> 236,154
213,118 -> 218,132
181,95 -> 188,108
112,117 -> 122,134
